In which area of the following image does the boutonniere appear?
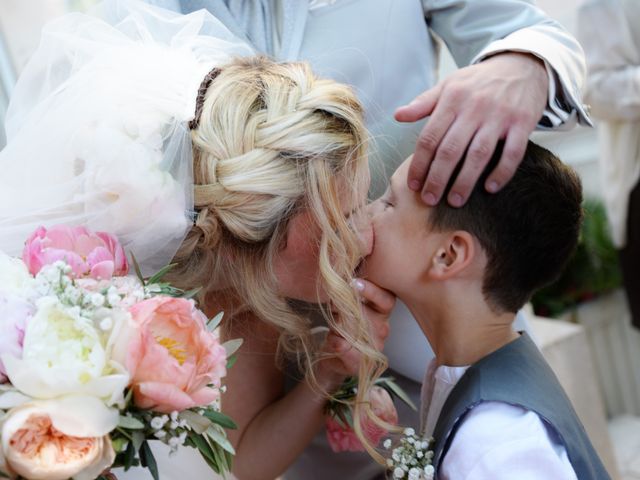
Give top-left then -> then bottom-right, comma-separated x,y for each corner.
384,428 -> 435,480
324,376 -> 416,452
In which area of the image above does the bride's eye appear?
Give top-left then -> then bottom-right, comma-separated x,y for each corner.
382,199 -> 393,210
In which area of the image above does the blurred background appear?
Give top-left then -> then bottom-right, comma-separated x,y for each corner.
0,1 -> 638,479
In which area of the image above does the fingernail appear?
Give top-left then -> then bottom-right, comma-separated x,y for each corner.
424,192 -> 437,205
487,181 -> 499,193
449,193 -> 463,207
409,180 -> 421,191
351,278 -> 365,291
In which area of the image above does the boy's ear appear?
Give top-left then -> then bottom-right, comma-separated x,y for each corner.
428,231 -> 475,280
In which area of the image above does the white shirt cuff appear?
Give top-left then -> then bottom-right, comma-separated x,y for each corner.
471,25 -> 593,130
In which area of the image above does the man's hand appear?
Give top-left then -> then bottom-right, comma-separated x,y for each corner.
395,52 -> 548,207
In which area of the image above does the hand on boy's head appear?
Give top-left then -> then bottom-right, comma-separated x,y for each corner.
396,52 -> 548,207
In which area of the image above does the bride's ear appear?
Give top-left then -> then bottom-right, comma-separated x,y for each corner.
428,231 -> 475,280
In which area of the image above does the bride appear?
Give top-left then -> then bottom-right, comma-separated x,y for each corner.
0,1 -> 394,479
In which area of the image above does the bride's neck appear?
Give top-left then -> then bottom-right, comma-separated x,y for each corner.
203,289 -> 241,319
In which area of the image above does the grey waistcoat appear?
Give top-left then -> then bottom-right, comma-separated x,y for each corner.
431,333 -> 611,480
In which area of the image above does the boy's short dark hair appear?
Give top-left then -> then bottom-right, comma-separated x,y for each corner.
429,141 -> 583,313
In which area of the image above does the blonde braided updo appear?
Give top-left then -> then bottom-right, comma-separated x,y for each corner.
169,57 -> 386,456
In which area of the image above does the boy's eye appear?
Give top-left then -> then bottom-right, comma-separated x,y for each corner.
382,199 -> 393,210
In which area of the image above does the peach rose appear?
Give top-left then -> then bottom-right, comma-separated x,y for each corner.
326,386 -> 398,453
1,402 -> 115,480
22,225 -> 128,280
126,296 -> 227,413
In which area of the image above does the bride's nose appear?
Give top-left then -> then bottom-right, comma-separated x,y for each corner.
349,213 -> 373,257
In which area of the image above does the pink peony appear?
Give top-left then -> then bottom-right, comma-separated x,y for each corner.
326,386 -> 398,453
362,386 -> 398,446
22,225 -> 128,280
126,296 -> 227,413
0,292 -> 33,383
325,416 -> 366,453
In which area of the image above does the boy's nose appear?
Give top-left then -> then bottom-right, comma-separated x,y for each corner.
350,213 -> 373,257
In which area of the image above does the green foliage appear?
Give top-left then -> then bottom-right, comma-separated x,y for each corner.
531,198 -> 623,317
129,253 -> 201,299
324,375 -> 417,429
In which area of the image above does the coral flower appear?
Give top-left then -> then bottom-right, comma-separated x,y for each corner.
1,401 -> 115,480
126,296 -> 227,413
326,386 -> 398,453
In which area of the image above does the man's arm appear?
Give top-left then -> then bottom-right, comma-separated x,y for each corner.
402,0 -> 590,206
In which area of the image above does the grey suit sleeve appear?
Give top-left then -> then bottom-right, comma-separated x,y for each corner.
422,0 -> 592,129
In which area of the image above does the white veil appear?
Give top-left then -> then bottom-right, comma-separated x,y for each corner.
0,0 -> 253,274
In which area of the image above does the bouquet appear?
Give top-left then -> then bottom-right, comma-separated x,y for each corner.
0,225 -> 241,480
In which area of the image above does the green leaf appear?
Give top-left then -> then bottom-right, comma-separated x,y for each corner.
208,311 -> 224,331
199,447 -> 222,474
382,379 -> 417,411
210,442 -> 229,474
189,431 -> 217,468
130,253 -> 145,285
206,425 -> 236,455
179,410 -> 212,434
224,448 -> 234,471
118,415 -> 145,430
115,427 -> 133,441
123,439 -> 137,471
132,430 -> 146,452
147,263 -> 177,285
124,388 -> 133,407
181,287 -> 202,299
139,441 -> 159,480
226,354 -> 238,369
222,338 -> 243,357
202,409 -> 237,430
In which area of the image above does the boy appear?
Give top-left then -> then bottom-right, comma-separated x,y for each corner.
364,141 -> 610,479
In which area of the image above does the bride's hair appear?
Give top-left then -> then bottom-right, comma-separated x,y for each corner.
170,56 -> 387,456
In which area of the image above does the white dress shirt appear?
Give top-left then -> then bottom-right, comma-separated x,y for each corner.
420,361 -> 579,480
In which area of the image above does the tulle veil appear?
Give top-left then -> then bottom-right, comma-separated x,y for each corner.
0,0 -> 253,274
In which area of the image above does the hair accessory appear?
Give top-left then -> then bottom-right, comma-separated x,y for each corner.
189,68 -> 222,130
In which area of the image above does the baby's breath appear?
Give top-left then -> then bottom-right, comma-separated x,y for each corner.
384,430 -> 434,480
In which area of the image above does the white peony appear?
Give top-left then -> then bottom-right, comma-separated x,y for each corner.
0,251 -> 34,297
1,397 -> 116,480
1,296 -> 130,407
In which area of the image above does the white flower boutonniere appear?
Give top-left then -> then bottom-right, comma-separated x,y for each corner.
384,428 -> 435,480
